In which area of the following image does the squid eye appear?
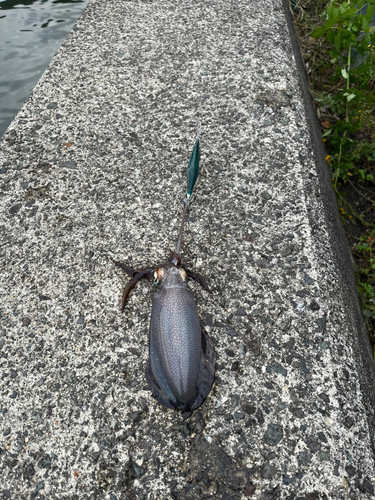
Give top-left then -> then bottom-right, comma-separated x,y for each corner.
179,269 -> 187,281
155,267 -> 166,286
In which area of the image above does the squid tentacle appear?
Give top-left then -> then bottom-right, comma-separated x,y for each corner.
184,267 -> 211,293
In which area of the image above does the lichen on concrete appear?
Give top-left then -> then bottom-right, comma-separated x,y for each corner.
1,0 -> 375,499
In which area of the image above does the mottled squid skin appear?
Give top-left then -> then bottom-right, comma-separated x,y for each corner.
113,258 -> 216,412
146,264 -> 215,411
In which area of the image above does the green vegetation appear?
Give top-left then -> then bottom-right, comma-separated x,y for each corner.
292,0 -> 375,349
353,227 -> 375,337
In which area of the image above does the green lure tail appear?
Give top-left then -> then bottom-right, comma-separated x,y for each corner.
186,121 -> 201,197
172,123 -> 201,264
186,138 -> 200,197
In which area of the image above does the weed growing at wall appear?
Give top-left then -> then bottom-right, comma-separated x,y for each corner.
293,0 -> 375,348
353,228 -> 375,339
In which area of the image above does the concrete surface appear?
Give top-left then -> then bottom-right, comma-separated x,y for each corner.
1,0 -> 375,499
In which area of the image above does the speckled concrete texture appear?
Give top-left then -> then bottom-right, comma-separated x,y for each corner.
1,0 -> 375,499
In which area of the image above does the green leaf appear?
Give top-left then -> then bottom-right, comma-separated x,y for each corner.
342,6 -> 359,18
334,33 -> 342,50
332,7 -> 340,23
357,0 -> 366,8
343,92 -> 356,101
353,17 -> 364,30
327,2 -> 334,18
341,68 -> 349,79
362,309 -> 375,317
327,29 -> 335,44
365,4 -> 374,22
325,17 -> 336,29
311,26 -> 326,38
362,16 -> 370,32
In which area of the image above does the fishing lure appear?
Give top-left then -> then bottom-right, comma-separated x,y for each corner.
114,124 -> 216,412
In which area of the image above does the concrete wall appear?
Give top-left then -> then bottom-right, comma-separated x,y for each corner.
0,0 -> 374,498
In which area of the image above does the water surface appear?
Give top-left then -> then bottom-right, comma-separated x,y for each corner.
0,0 -> 90,138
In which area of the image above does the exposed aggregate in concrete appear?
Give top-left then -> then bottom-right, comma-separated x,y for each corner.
0,0 -> 375,499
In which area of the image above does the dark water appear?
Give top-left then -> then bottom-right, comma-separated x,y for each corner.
0,0 -> 90,138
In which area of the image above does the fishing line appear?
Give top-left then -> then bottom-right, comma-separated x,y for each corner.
171,119 -> 201,266
171,29 -> 211,266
